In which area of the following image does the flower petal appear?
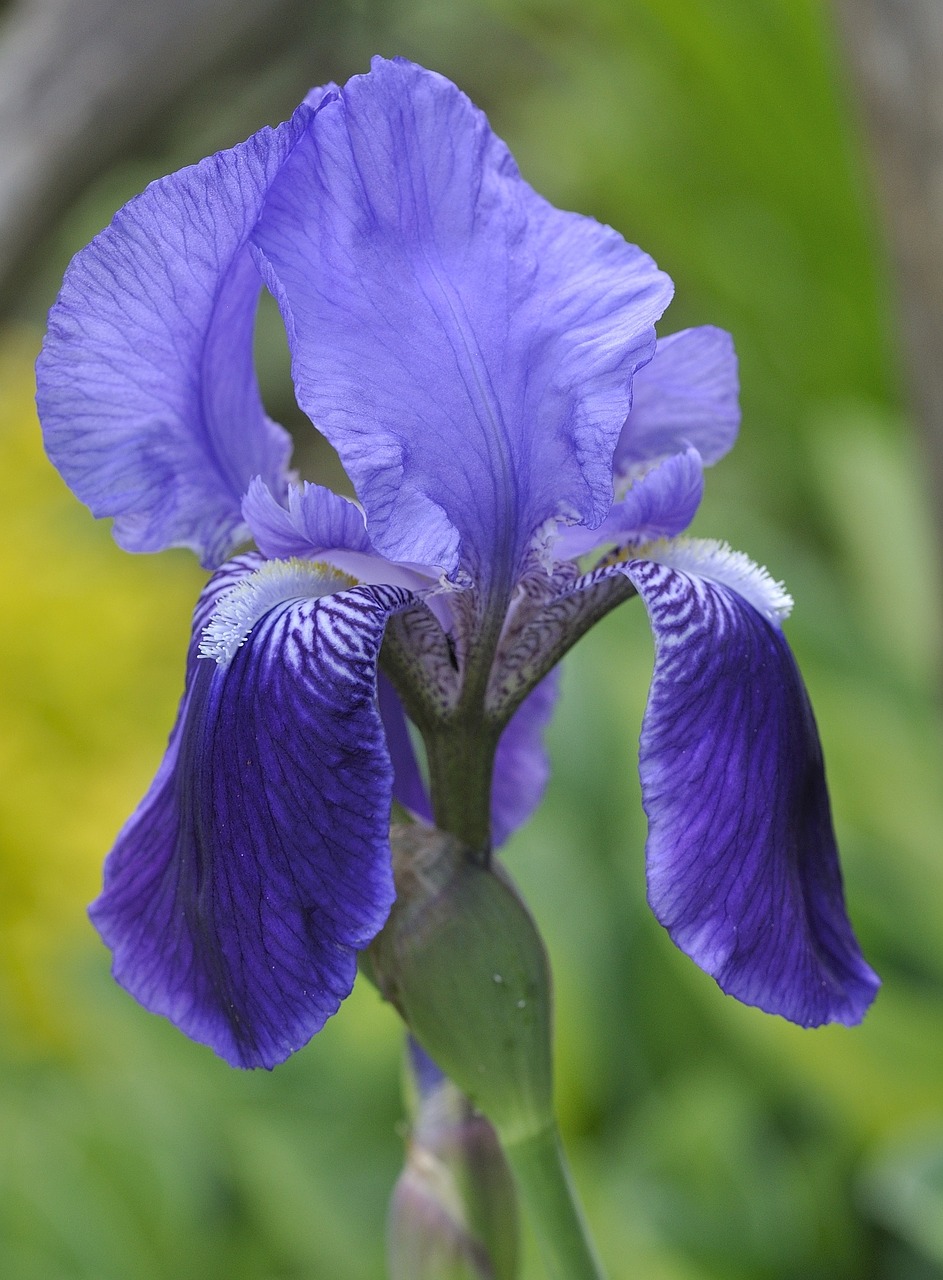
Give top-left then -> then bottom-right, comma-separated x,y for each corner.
243,476 -> 373,559
253,56 -> 673,586
242,477 -> 438,590
613,326 -> 740,477
378,675 -> 433,823
553,447 -> 704,559
90,555 -> 412,1068
36,106 -> 314,567
491,670 -> 561,847
623,547 -> 879,1026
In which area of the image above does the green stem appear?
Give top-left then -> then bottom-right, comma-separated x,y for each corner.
424,718 -> 500,859
501,1122 -> 608,1280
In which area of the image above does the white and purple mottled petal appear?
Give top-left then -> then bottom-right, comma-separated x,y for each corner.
491,670 -> 561,847
90,555 -> 412,1068
554,447 -> 704,560
613,326 -> 740,478
623,542 -> 879,1025
36,105 -> 315,567
253,56 -> 673,587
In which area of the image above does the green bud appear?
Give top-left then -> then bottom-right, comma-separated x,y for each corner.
366,824 -> 554,1143
387,1048 -> 519,1280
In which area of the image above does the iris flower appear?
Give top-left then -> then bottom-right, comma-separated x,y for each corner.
36,57 -> 878,1069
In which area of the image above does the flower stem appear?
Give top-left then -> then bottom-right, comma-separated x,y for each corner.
501,1122 -> 608,1280
424,718 -> 500,862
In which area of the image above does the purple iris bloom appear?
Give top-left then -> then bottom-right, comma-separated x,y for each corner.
36,57 -> 878,1069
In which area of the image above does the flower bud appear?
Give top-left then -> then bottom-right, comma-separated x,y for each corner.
387,1040 -> 519,1280
366,824 -> 554,1143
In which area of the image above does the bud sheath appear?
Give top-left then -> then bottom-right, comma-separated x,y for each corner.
387,1040 -> 519,1280
366,824 -> 554,1143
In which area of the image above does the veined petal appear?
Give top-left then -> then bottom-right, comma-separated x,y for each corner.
243,476 -> 372,558
491,670 -> 561,847
243,477 -> 439,592
36,105 -> 315,568
623,545 -> 879,1026
253,56 -> 673,586
613,326 -> 740,478
553,448 -> 704,559
90,555 -> 412,1068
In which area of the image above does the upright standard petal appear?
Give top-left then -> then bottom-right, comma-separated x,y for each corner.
613,326 -> 740,478
623,544 -> 879,1026
253,57 -> 673,586
90,555 -> 411,1067
36,105 -> 314,567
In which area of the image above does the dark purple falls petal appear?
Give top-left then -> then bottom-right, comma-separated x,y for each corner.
623,557 -> 880,1026
90,555 -> 411,1068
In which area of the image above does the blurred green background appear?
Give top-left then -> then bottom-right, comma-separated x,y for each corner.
3,0 -> 943,1276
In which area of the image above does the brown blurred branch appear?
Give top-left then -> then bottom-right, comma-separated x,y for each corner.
0,0 -> 311,309
835,0 -> 943,573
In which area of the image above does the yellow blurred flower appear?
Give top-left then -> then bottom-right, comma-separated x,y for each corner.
0,328 -> 204,1053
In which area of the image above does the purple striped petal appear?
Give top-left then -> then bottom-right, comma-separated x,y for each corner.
623,545 -> 879,1026
253,57 -> 673,587
614,326 -> 740,477
36,106 -> 314,567
90,555 -> 411,1067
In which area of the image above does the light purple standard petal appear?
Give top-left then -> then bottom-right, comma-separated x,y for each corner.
90,555 -> 411,1068
491,669 -> 561,847
613,326 -> 740,478
36,105 -> 315,567
253,56 -> 673,587
623,553 -> 879,1026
